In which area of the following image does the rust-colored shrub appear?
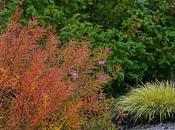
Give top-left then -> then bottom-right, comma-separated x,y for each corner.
0,9 -> 120,130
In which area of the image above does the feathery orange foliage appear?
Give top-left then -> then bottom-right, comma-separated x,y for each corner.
0,9 -> 120,130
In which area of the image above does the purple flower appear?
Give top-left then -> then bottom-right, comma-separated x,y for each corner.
85,56 -> 91,60
71,72 -> 78,80
98,60 -> 106,65
105,48 -> 111,52
98,75 -> 105,80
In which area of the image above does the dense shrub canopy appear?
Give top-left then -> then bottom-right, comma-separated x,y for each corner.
0,9 -> 119,130
0,0 -> 175,96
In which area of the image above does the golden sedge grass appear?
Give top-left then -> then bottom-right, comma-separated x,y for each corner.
117,81 -> 175,123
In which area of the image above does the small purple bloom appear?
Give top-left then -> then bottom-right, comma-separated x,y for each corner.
98,75 -> 105,80
105,48 -> 110,52
71,72 -> 78,80
85,56 -> 91,60
98,60 -> 106,65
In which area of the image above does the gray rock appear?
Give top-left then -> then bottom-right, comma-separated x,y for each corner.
128,123 -> 175,130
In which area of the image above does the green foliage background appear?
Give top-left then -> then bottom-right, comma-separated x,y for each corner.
1,0 -> 175,96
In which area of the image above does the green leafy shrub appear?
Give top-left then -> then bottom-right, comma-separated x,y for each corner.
117,81 -> 175,123
88,0 -> 175,95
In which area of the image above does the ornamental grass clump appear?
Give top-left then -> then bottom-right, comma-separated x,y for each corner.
0,9 -> 120,130
117,81 -> 175,123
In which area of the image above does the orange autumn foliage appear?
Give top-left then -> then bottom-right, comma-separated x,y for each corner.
0,9 -> 120,130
